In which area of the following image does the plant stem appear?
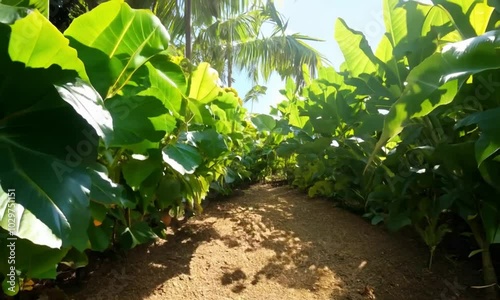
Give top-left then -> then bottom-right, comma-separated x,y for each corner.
428,115 -> 445,142
468,217 -> 499,299
109,148 -> 124,183
428,247 -> 435,270
126,208 -> 131,228
423,116 -> 440,145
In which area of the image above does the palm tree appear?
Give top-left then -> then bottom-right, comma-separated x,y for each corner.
244,85 -> 268,113
235,1 -> 327,85
194,7 -> 261,86
153,0 -> 257,60
154,0 -> 328,87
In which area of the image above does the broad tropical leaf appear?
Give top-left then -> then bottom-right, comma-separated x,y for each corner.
8,9 -> 87,79
138,55 -> 187,119
122,150 -> 163,191
379,0 -> 410,87
0,15 -> 106,250
88,168 -> 134,207
421,5 -> 462,46
105,95 -> 172,147
162,143 -> 202,175
188,62 -> 222,103
64,0 -> 170,98
2,7 -> 112,144
376,36 -> 399,82
188,129 -> 228,159
0,232 -> 69,279
456,107 -> 500,166
55,79 -> 114,146
119,221 -> 157,249
334,18 -> 379,77
0,188 -> 61,249
383,0 -> 408,56
156,175 -> 182,209
251,114 -> 276,132
432,0 -> 494,38
469,2 -> 495,36
373,29 -> 500,163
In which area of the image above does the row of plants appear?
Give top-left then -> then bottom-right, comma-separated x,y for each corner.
251,0 -> 500,298
0,0 -> 259,295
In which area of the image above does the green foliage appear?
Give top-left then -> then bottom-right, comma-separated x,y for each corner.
3,0 -> 500,297
373,30 -> 500,166
163,143 -> 202,175
2,0 -> 49,17
0,5 -> 105,253
154,0 -> 327,86
0,0 -> 256,294
253,0 -> 500,293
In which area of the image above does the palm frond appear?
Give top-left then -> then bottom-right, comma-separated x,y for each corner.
235,33 -> 329,83
152,0 -> 328,87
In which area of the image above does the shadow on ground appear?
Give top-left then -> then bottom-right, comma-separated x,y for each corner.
66,184 -> 482,300
65,223 -> 222,299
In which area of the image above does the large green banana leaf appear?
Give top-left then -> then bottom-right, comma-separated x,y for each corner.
334,18 -> 380,77
65,0 -> 187,149
373,29 -> 500,166
0,6 -> 112,251
432,0 -> 495,38
64,0 -> 170,99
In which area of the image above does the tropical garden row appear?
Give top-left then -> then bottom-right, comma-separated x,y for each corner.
250,0 -> 500,297
0,0 -> 314,295
1,0 -> 500,298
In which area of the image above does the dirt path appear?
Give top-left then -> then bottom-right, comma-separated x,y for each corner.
67,184 -> 479,300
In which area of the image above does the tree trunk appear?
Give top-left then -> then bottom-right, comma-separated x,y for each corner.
227,45 -> 233,87
185,0 -> 192,60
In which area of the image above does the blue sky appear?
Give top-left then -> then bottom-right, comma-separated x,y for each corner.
233,0 -> 384,114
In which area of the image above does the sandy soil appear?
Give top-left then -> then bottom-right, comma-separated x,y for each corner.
64,184 -> 482,300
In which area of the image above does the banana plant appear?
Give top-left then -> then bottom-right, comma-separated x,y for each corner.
0,2 -> 115,293
264,1 -> 500,297
0,0 -> 256,295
